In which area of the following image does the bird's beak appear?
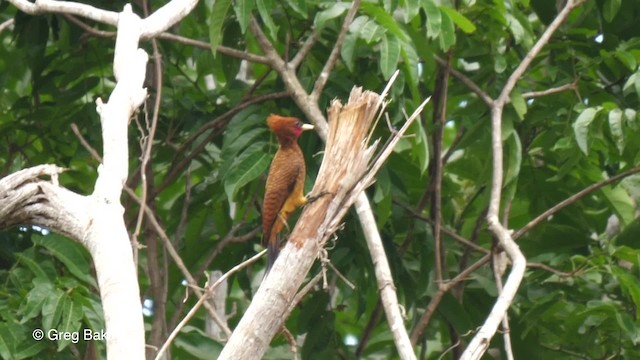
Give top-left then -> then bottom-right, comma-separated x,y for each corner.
301,123 -> 314,131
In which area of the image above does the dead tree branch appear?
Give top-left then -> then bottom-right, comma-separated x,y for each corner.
460,1 -> 586,358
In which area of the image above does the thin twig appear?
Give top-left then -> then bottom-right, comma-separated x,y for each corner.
431,52 -> 453,288
281,327 -> 299,360
310,0 -> 361,101
154,250 -> 266,360
0,19 -> 14,33
513,165 -> 640,240
290,29 -> 320,69
522,81 -> 577,98
435,55 -> 493,107
410,254 -> 491,345
71,123 -> 102,162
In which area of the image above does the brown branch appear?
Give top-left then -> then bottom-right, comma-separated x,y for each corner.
60,15 -> 269,64
394,200 -> 489,255
290,29 -> 320,69
0,19 -> 14,33
71,123 -> 102,162
410,254 -> 491,345
310,0 -> 361,101
462,1 -> 586,358
431,52 -> 453,287
435,55 -> 493,107
526,262 -> 580,277
513,165 -> 640,240
522,81 -> 577,99
63,14 -> 114,37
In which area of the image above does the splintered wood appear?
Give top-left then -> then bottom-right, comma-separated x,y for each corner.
290,88 -> 382,246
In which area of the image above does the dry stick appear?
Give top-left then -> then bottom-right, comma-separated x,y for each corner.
492,254 -> 514,360
410,254 -> 491,345
513,164 -> 640,240
287,273 -> 323,315
431,53 -> 453,289
290,29 -> 320,69
60,14 -> 270,64
0,18 -> 14,33
132,9 -> 164,268
167,225 -> 259,332
281,327 -> 299,360
461,1 -> 586,359
435,55 -> 493,107
310,0 -> 361,101
522,81 -> 577,99
70,125 -> 232,338
139,1 -> 168,354
154,250 -> 266,360
247,10 -> 418,359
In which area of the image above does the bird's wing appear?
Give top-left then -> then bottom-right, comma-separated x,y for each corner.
261,155 -> 301,246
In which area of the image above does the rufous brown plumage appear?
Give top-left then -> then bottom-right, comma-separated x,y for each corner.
262,114 -> 314,275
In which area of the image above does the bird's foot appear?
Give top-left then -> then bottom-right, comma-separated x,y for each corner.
306,191 -> 332,204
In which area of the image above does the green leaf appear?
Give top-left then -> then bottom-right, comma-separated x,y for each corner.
412,120 -> 430,174
0,323 -> 18,360
440,6 -> 476,34
15,253 -> 49,280
256,0 -> 278,39
507,13 -> 526,45
379,34 -> 401,80
403,0 -> 421,22
601,184 -> 635,226
494,53 -> 507,74
613,266 -> 640,320
20,279 -> 54,324
314,2 -> 350,30
360,2 -> 411,43
625,108 -> 638,131
510,89 -> 527,120
56,298 -> 82,351
224,151 -> 270,200
504,132 -> 522,185
438,8 -> 456,50
421,0 -> 441,39
635,69 -> 640,102
284,0 -> 307,18
359,19 -> 384,44
341,32 -> 357,72
603,0 -> 621,23
31,234 -> 95,287
572,107 -> 601,155
608,109 -> 624,154
615,50 -> 637,71
42,290 -> 66,332
209,0 -> 232,58
232,0 -> 255,33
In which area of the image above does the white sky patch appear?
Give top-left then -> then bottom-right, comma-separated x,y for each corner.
595,34 -> 603,44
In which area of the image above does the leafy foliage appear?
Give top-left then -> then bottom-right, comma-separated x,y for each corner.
2,0 -> 640,358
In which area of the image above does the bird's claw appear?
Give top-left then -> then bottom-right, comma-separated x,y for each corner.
306,191 -> 332,204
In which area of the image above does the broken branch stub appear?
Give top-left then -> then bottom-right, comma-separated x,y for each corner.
218,87 -> 385,360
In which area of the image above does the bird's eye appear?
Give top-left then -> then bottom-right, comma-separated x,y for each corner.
295,121 -> 303,128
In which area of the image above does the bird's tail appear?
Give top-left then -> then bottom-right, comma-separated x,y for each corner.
265,242 -> 279,276
264,235 -> 280,278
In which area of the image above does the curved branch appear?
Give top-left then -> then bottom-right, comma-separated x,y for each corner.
461,1 -> 586,359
